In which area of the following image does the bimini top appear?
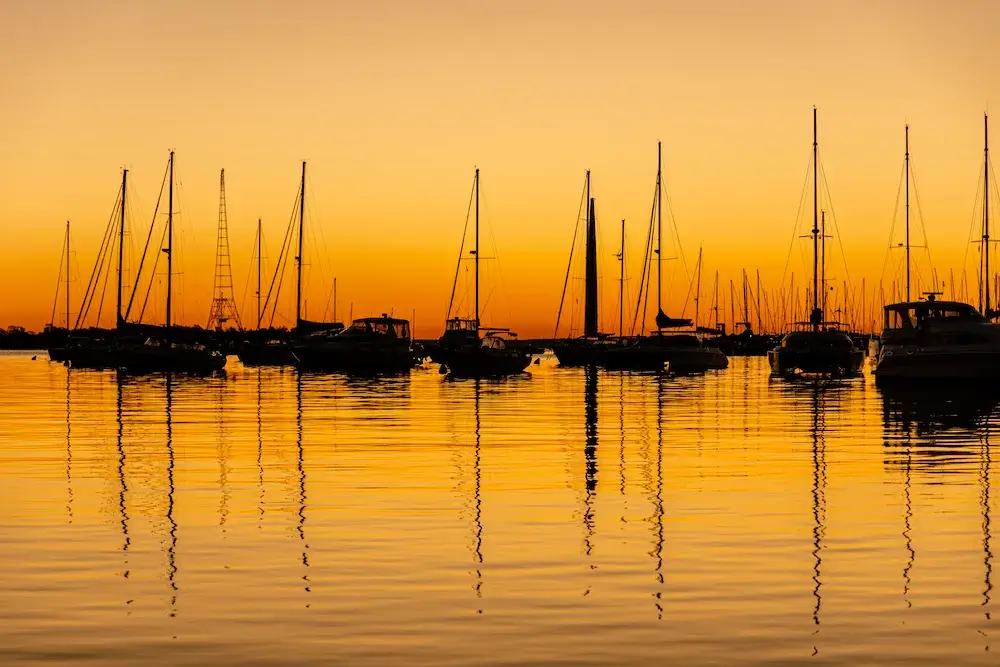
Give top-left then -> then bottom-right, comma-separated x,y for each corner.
882,300 -> 985,328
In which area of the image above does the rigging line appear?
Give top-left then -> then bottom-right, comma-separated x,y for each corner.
630,179 -> 658,335
554,174 -> 589,338
479,184 -> 514,327
49,227 -> 68,327
261,187 -> 301,328
95,243 -> 116,326
907,158 -> 936,287
240,224 -> 262,328
661,183 -> 690,284
779,155 -> 815,288
446,174 -> 477,320
961,157 -> 987,286
818,155 -> 852,287
76,189 -> 121,328
879,162 -> 907,288
138,218 -> 170,324
81,208 -> 119,328
125,161 -> 169,321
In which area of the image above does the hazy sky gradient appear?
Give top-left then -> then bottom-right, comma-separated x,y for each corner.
2,0 -> 999,335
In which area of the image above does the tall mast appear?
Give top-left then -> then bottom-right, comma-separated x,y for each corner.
65,220 -> 71,330
905,124 -> 911,301
333,277 -> 337,323
296,161 -> 306,328
812,107 -> 820,331
821,210 -> 826,325
985,114 -> 991,315
742,269 -> 749,331
256,217 -> 262,329
166,151 -> 174,330
474,168 -> 480,328
713,270 -> 720,330
584,178 -> 598,337
117,169 -> 127,329
619,219 -> 625,337
656,141 -> 663,320
694,247 -> 702,328
756,269 -> 762,333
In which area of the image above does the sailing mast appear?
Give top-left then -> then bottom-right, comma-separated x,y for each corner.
166,151 -> 174,330
296,161 -> 306,329
584,186 -> 598,338
474,168 -> 480,329
619,219 -> 625,337
656,141 -> 663,328
985,114 -> 991,315
117,169 -> 127,329
256,218 -> 262,328
694,247 -> 702,329
905,124 -> 911,301
811,107 -> 820,331
65,220 -> 71,330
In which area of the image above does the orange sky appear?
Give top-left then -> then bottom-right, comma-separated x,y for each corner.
2,0 -> 1000,337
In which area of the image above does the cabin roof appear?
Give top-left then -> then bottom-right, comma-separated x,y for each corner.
882,300 -> 979,312
353,316 -> 410,325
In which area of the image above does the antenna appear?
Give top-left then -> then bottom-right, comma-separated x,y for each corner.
208,168 -> 243,331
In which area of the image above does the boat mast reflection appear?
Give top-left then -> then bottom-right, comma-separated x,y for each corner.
653,374 -> 664,620
473,378 -> 484,611
296,371 -> 311,604
257,369 -> 265,528
583,366 -> 598,559
809,384 -> 827,655
218,375 -> 230,532
982,432 -> 993,645
65,370 -> 73,522
116,374 -> 131,591
166,374 -> 178,618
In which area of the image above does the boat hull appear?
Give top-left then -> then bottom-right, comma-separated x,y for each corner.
117,347 -> 227,375
440,348 -> 531,377
237,341 -> 295,367
874,345 -> 1000,380
604,344 -> 728,373
551,340 -> 612,367
768,347 -> 864,377
293,343 -> 416,373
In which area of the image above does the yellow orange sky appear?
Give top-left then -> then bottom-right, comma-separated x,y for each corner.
2,0 -> 1000,337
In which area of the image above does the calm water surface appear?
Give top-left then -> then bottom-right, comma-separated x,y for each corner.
1,351 -> 998,665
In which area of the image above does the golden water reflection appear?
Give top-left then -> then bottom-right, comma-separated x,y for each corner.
0,353 -> 997,665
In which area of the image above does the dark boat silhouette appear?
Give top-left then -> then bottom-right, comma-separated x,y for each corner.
768,109 -> 863,378
293,315 -> 416,373
603,143 -> 727,373
436,168 -> 530,377
552,171 -> 621,367
238,162 -> 341,367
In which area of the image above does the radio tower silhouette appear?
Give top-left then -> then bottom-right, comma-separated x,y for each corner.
208,168 -> 243,331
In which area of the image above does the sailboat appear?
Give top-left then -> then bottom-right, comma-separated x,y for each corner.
768,109 -> 863,377
604,142 -> 728,373
46,220 -> 73,362
61,168 -> 131,370
435,168 -> 530,377
115,151 -> 226,374
552,171 -> 621,367
238,161 -> 341,367
873,115 -> 1000,380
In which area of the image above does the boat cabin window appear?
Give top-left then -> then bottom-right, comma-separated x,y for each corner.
482,336 -> 507,350
446,318 -> 477,332
884,303 -> 985,329
346,319 -> 410,338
